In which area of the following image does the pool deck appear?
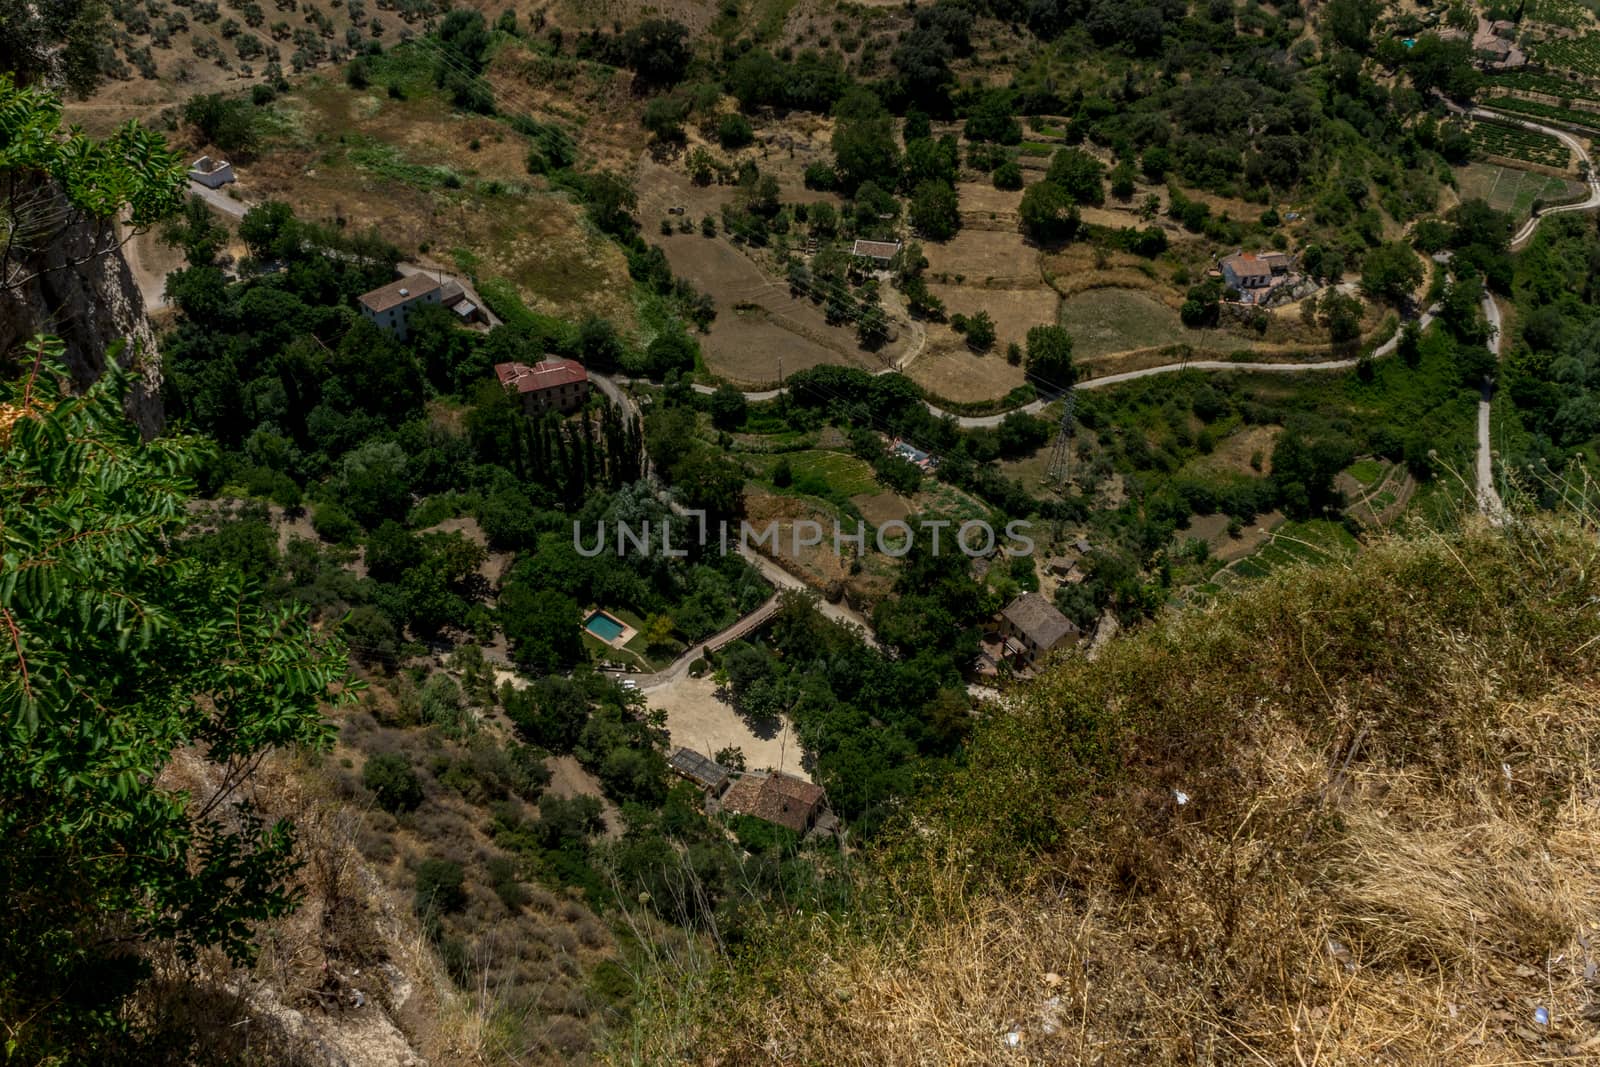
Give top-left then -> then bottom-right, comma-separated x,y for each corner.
583,609 -> 637,649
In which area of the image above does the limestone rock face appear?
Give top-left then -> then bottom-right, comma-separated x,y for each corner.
1,180 -> 162,437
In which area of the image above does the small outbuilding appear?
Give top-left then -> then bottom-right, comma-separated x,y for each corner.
851,239 -> 902,269
188,155 -> 235,189
668,748 -> 732,795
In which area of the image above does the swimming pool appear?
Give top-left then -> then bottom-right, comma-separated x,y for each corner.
584,611 -> 626,642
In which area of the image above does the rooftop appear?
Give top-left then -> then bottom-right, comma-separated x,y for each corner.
1002,591 -> 1079,649
494,359 -> 589,394
668,748 -> 732,792
359,275 -> 441,314
852,239 -> 902,260
1220,252 -> 1272,279
721,771 -> 826,833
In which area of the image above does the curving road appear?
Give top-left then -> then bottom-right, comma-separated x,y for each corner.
1466,107 -> 1600,250
692,310 -> 1436,428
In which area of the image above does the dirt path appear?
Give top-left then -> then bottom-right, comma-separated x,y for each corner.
121,224 -> 173,310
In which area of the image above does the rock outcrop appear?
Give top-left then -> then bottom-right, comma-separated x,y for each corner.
1,179 -> 163,437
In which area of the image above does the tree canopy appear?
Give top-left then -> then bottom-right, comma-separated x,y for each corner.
0,340 -> 349,1060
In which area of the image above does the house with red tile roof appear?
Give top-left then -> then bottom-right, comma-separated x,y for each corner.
494,359 -> 591,415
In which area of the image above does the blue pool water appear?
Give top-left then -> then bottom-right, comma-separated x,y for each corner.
584,611 -> 625,641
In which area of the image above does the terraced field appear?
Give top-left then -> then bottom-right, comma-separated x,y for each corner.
1457,162 -> 1587,220
1488,70 -> 1600,103
1469,119 -> 1575,168
1482,95 -> 1600,133
1203,519 -> 1360,590
1531,31 -> 1600,79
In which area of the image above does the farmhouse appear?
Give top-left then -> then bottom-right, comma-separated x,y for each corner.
357,276 -> 442,341
719,771 -> 828,834
187,155 -> 235,189
851,239 -> 902,269
1220,251 -> 1296,305
494,358 -> 591,415
999,591 -> 1080,666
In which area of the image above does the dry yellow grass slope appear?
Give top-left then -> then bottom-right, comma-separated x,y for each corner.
623,515 -> 1600,1065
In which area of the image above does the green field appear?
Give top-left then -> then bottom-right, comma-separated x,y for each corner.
1216,519 -> 1360,583
1345,458 -> 1385,486
1059,287 -> 1231,357
1456,162 -> 1585,221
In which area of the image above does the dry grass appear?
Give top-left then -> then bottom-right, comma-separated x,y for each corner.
622,515 -> 1600,1065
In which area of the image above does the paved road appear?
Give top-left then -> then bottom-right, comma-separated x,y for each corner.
626,594 -> 782,692
688,312 -> 1434,427
1478,293 -> 1507,519
1465,107 -> 1600,250
188,179 -> 247,217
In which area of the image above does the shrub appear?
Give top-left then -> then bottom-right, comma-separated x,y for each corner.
717,112 -> 754,149
414,858 -> 467,915
803,162 -> 836,190
312,501 -> 360,543
363,753 -> 423,812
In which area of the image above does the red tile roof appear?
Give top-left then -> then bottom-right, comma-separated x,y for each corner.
494,359 -> 589,394
721,771 -> 825,833
1221,253 -> 1271,280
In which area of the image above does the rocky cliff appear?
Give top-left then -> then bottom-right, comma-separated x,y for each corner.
1,179 -> 163,437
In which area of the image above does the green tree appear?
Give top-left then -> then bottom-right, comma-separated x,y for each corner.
160,194 -> 228,266
709,383 -> 748,429
1019,181 -> 1080,244
1316,289 -> 1364,345
500,586 -> 584,674
1025,324 -> 1077,390
1360,241 -> 1424,307
963,310 -> 996,351
909,179 -> 960,240
0,340 -> 347,1059
1046,148 -> 1106,206
414,858 -> 467,915
831,90 -> 900,195
1271,416 -> 1356,517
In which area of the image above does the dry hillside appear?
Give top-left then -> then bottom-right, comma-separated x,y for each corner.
626,513 -> 1600,1064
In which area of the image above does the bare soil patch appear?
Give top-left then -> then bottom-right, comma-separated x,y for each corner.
1186,425 -> 1282,478
545,755 -> 624,839
922,228 -> 1040,288
850,491 -> 913,525
904,339 -> 1028,403
636,158 -> 894,383
245,83 -> 635,326
648,674 -> 810,781
1189,509 -> 1284,563
925,283 -> 1060,351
